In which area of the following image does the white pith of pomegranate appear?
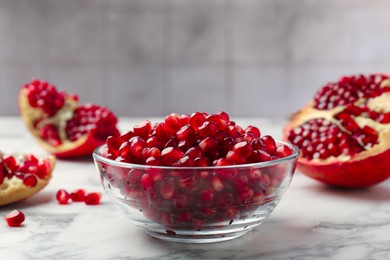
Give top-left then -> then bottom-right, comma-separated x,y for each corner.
0,152 -> 55,206
284,73 -> 390,187
98,111 -> 297,231
19,79 -> 120,158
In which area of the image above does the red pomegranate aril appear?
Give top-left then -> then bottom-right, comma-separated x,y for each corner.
160,179 -> 175,199
148,147 -> 161,158
146,136 -> 161,149
213,158 -> 234,166
226,125 -> 240,139
141,173 -> 153,191
198,121 -> 218,137
164,137 -> 179,148
39,125 -> 62,146
106,136 -> 122,156
161,147 -> 184,166
165,113 -> 182,132
120,130 -> 135,142
155,122 -> 174,142
190,112 -> 206,131
243,132 -> 256,144
226,151 -> 246,164
276,145 -> 293,158
3,156 -> 18,172
145,156 -> 160,166
56,189 -> 71,205
180,114 -> 191,125
194,157 -> 210,167
70,189 -> 86,202
5,210 -> 25,227
23,174 -> 38,187
173,156 -> 194,167
198,137 -> 218,153
177,140 -> 192,152
216,111 -> 230,122
261,135 -> 277,154
176,125 -> 195,141
232,141 -> 253,157
172,193 -> 189,209
129,137 -> 146,158
84,192 -> 101,205
199,189 -> 214,206
245,126 -> 261,138
184,147 -> 203,160
211,175 -> 224,192
118,142 -> 132,160
250,150 -> 272,163
206,114 -> 229,130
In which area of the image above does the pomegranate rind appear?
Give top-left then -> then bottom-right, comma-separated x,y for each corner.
0,156 -> 55,206
19,87 -> 120,158
284,88 -> 390,188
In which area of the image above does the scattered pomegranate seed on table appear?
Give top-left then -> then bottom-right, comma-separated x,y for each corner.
5,210 -> 25,227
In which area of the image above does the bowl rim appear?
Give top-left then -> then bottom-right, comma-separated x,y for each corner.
93,140 -> 299,170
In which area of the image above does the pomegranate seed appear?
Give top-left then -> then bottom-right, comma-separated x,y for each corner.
5,210 -> 25,227
106,136 -> 122,156
198,137 -> 218,153
165,113 -> 182,132
211,175 -> 224,192
148,147 -> 161,158
276,145 -> 293,158
176,124 -> 195,141
206,114 -> 229,130
145,156 -> 160,166
70,189 -> 86,202
213,158 -> 234,166
194,157 -> 210,167
245,126 -> 261,138
184,147 -> 203,159
84,192 -> 101,205
133,120 -> 152,139
146,136 -> 161,149
180,114 -> 191,125
161,147 -> 184,166
261,135 -> 277,154
226,151 -> 246,164
173,156 -> 195,167
56,189 -> 71,205
23,174 -> 38,187
232,141 -> 253,157
199,189 -> 214,206
141,174 -> 153,191
120,130 -> 135,141
3,156 -> 18,171
198,121 -> 218,137
190,112 -> 206,131
160,179 -> 175,199
250,150 -> 272,162
129,137 -> 146,158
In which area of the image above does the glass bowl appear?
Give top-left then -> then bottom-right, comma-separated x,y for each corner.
93,141 -> 299,243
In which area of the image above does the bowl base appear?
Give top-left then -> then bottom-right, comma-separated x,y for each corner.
144,223 -> 260,244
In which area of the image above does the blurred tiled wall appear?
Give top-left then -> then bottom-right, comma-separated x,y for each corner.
1,0 -> 390,118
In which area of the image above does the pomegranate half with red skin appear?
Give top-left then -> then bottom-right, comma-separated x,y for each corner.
0,152 -> 55,206
284,73 -> 390,188
19,79 -> 120,158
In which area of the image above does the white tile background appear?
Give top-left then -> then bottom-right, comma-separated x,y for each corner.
1,0 -> 390,118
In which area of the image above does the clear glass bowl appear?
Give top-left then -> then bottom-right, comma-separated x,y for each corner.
93,141 -> 299,243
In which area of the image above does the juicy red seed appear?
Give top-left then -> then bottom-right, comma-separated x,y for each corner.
190,112 -> 206,131
141,174 -> 153,191
3,156 -> 17,172
213,158 -> 234,166
216,111 -> 230,122
232,141 -> 253,157
120,130 -> 135,141
184,147 -> 203,159
177,140 -> 192,152
251,138 -> 266,150
194,157 -> 210,167
129,137 -> 146,158
164,137 -> 179,148
165,113 -> 182,132
245,126 -> 261,138
161,147 -> 184,166
84,192 -> 101,205
5,210 -> 25,227
243,132 -> 256,144
197,121 -> 218,137
206,114 -> 229,130
176,124 -> 195,141
148,147 -> 161,158
23,174 -> 38,187
146,136 -> 161,149
159,179 -> 176,199
199,189 -> 214,205
198,137 -> 218,153
211,176 -> 224,191
155,122 -> 175,141
173,156 -> 195,167
226,151 -> 246,164
39,124 -> 62,146
145,156 -> 160,166
180,114 -> 191,125
250,150 -> 272,162
106,136 -> 123,155
261,135 -> 277,154
70,189 -> 86,202
276,145 -> 293,158
56,189 -> 71,205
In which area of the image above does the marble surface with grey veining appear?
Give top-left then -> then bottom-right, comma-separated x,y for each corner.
0,117 -> 390,260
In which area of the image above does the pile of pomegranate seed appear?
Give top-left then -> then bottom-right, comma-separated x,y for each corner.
104,112 -> 293,166
5,210 -> 25,227
56,189 -> 101,206
99,112 -> 295,232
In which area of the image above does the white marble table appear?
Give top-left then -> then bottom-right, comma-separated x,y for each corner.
0,117 -> 389,260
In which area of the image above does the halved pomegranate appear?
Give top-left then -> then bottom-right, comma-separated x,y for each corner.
19,79 -> 120,158
0,152 -> 55,206
284,73 -> 390,188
